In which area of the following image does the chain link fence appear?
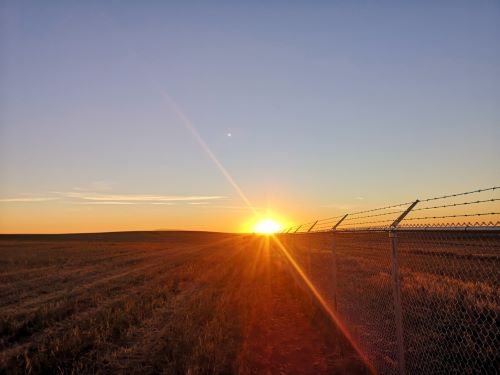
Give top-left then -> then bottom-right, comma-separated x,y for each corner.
281,229 -> 499,374
279,187 -> 499,373
397,230 -> 499,374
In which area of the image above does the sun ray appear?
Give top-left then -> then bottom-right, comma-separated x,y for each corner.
158,90 -> 257,216
270,235 -> 376,374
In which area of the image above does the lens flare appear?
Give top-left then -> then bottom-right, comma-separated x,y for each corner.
270,235 -> 376,374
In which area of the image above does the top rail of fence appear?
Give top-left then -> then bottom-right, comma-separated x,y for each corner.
281,186 -> 500,233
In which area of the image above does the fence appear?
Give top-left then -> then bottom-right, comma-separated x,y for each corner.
278,187 -> 499,374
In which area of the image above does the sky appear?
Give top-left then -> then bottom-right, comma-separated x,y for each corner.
1,1 -> 499,233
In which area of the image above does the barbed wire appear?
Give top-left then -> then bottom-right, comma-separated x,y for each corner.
340,198 -> 500,222
338,218 -> 395,227
348,201 -> 415,216
282,186 -> 500,232
398,221 -> 500,228
419,186 -> 499,203
402,212 -> 499,221
412,198 -> 499,212
315,214 -> 348,222
343,210 -> 406,221
315,222 -> 340,228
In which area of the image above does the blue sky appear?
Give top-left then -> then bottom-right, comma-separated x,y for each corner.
1,1 -> 499,232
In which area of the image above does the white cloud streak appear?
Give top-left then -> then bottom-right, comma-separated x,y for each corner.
0,197 -> 59,203
55,192 -> 226,204
72,201 -> 135,205
1,192 -> 226,206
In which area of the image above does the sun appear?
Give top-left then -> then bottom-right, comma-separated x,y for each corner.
253,218 -> 283,234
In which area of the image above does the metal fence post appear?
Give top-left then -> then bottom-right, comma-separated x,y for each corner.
306,239 -> 314,305
308,220 -> 318,232
332,214 -> 348,231
331,232 -> 338,311
390,230 -> 406,375
307,245 -> 312,276
330,214 -> 348,311
389,200 -> 418,375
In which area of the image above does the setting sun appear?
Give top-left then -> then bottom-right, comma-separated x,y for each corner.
253,219 -> 283,234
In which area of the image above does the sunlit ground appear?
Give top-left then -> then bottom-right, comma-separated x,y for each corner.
0,231 -> 371,373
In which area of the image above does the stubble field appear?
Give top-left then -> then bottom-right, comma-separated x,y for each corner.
0,232 -> 365,374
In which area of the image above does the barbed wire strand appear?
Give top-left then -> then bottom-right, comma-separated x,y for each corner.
419,186 -> 499,203
282,186 -> 500,232
413,198 -> 499,212
402,212 -> 499,221
342,198 -> 500,221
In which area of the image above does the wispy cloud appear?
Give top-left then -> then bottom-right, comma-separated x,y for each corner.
0,197 -> 59,203
1,191 -> 226,206
54,192 -> 226,204
323,203 -> 352,210
72,201 -> 135,205
201,205 -> 265,211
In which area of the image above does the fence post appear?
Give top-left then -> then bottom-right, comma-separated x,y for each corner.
306,238 -> 314,305
308,220 -> 318,232
390,230 -> 406,375
307,244 -> 312,276
331,214 -> 348,231
331,232 -> 338,311
389,200 -> 418,375
330,214 -> 348,311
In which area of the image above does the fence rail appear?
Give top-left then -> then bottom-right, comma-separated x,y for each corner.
278,187 -> 499,374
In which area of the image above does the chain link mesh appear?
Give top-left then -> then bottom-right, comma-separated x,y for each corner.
282,229 -> 499,374
397,230 -> 499,374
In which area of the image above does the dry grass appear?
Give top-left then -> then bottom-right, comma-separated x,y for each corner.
0,232 -> 364,374
0,232 -> 244,374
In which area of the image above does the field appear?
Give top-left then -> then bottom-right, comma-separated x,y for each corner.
0,232 -> 366,374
